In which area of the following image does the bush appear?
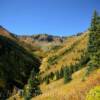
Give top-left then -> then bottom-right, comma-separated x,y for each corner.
86,86 -> 100,100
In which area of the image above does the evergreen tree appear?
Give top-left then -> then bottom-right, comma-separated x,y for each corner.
59,67 -> 64,78
55,70 -> 60,80
49,72 -> 54,80
88,10 -> 100,67
85,10 -> 100,76
64,67 -> 71,84
45,76 -> 50,84
24,69 -> 41,100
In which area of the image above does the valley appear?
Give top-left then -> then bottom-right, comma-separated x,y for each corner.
0,11 -> 100,100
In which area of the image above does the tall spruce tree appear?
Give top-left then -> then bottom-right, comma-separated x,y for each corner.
85,10 -> 100,76
88,10 -> 100,67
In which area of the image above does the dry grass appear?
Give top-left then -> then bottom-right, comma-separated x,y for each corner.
41,33 -> 88,78
32,68 -> 100,100
9,68 -> 100,100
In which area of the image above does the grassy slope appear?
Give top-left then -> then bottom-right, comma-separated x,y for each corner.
40,32 -> 88,79
32,68 -> 100,100
9,68 -> 100,100
32,32 -> 100,100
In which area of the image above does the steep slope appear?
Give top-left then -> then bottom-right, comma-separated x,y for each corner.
8,32 -> 90,100
0,27 -> 40,99
40,32 -> 89,78
31,31 -> 100,100
0,26 -> 17,40
32,68 -> 100,100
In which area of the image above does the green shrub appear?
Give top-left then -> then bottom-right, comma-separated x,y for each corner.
86,86 -> 100,100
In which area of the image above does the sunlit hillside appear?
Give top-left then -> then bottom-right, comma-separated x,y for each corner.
40,32 -> 88,78
32,68 -> 100,100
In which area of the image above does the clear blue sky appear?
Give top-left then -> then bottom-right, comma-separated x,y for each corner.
0,0 -> 100,36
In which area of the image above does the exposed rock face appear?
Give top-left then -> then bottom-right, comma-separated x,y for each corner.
31,34 -> 64,42
19,34 -> 64,43
17,34 -> 65,53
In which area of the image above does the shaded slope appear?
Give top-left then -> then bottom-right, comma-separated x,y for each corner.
0,34 -> 40,99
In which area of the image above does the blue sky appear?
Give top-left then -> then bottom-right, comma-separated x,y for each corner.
0,0 -> 100,36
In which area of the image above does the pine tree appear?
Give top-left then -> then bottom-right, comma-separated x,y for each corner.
55,70 -> 60,80
64,67 -> 71,84
45,76 -> 50,84
88,10 -> 100,67
59,67 -> 64,78
49,72 -> 54,80
85,10 -> 100,76
24,69 -> 41,100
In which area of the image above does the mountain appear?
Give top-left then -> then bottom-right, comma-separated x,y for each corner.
0,26 -> 40,99
8,29 -> 100,100
18,34 -> 65,59
19,34 -> 64,43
